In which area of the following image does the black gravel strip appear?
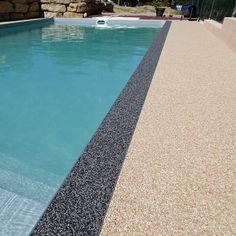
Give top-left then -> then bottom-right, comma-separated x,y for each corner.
31,21 -> 171,236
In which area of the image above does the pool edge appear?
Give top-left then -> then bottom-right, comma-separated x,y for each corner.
0,18 -> 54,29
30,21 -> 171,236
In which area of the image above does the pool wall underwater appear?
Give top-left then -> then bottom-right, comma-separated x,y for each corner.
0,18 -> 171,235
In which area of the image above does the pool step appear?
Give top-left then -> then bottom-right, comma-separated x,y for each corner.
0,152 -> 61,203
0,151 -> 62,188
0,187 -> 45,236
0,167 -> 57,203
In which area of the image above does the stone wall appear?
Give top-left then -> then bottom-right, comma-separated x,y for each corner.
40,0 -> 107,18
0,0 -> 40,21
0,0 -> 113,22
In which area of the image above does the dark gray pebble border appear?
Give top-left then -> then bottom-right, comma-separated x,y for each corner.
31,21 -> 171,236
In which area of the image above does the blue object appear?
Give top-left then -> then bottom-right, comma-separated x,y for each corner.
182,4 -> 190,12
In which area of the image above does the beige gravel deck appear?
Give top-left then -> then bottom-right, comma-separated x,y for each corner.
101,21 -> 236,235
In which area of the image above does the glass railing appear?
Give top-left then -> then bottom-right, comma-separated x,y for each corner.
199,0 -> 236,22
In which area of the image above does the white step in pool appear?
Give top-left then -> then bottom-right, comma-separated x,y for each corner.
0,187 -> 45,236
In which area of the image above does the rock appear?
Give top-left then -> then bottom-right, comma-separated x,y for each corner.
29,2 -> 40,12
15,3 -> 29,13
94,2 -> 104,14
26,0 -> 36,3
63,12 -> 83,18
68,3 -> 87,13
67,3 -> 77,12
86,3 -> 96,12
87,2 -> 104,13
41,4 -> 66,12
0,2 -> 14,13
40,0 -> 70,4
40,0 -> 54,3
10,13 -> 24,20
0,13 -> 10,21
11,0 -> 28,3
0,0 -> 105,22
72,0 -> 94,3
25,11 -> 40,18
43,11 -> 63,17
105,2 -> 113,12
54,0 -> 70,4
87,0 -> 96,3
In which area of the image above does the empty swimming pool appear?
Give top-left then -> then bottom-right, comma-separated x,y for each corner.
0,18 -> 163,235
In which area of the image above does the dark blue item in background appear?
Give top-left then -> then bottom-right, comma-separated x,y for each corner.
182,5 -> 191,11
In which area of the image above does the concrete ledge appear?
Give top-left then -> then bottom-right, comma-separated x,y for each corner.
204,17 -> 236,52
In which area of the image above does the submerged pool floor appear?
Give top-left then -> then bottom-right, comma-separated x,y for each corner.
0,23 -> 160,235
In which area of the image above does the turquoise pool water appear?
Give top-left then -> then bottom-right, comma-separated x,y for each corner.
0,22 -> 160,235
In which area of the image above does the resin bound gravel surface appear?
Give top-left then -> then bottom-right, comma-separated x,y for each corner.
101,21 -> 236,235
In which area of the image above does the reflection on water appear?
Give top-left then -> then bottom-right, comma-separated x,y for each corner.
41,25 -> 85,42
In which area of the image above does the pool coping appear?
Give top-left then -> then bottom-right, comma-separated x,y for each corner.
25,20 -> 171,235
54,17 -> 165,28
0,18 -> 53,29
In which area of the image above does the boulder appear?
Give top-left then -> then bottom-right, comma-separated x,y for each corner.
40,0 -> 55,3
71,0 -> 94,3
40,0 -> 70,4
15,3 -> 29,13
94,2 -> 104,14
0,2 -> 14,13
86,3 -> 96,12
0,13 -> 10,21
68,3 -> 87,13
41,4 -> 66,12
10,13 -> 24,20
105,2 -> 113,12
12,0 -> 28,3
26,0 -> 36,3
29,2 -> 40,12
55,0 -> 70,4
63,12 -> 83,17
43,11 -> 63,17
87,2 -> 104,13
25,11 -> 40,18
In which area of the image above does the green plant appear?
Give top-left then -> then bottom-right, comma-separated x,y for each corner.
152,0 -> 166,8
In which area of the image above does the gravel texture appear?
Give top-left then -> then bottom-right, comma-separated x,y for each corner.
101,21 -> 236,235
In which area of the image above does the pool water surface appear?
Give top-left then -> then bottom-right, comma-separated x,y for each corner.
0,22 -> 160,235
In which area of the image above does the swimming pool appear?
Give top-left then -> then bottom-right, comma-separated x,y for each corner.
0,19 -> 164,235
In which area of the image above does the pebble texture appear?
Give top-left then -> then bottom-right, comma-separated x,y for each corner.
101,21 -> 236,235
31,22 -> 171,235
